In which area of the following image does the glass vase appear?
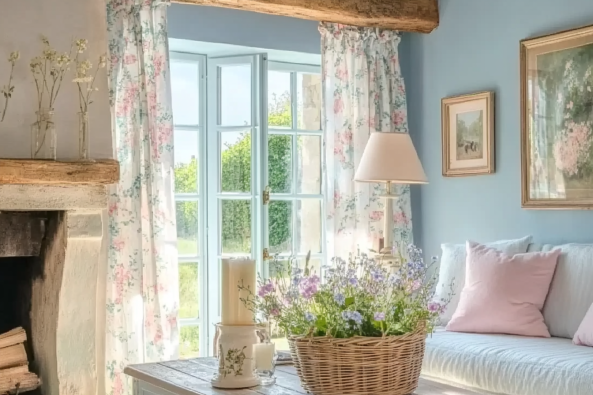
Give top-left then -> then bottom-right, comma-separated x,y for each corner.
254,322 -> 277,386
78,111 -> 90,160
31,109 -> 56,160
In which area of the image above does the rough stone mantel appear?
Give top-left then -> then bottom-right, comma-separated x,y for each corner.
0,184 -> 108,211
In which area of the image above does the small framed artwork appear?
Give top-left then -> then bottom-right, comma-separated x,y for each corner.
441,91 -> 495,177
521,25 -> 593,209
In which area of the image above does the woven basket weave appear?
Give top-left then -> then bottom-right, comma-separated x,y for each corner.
287,324 -> 426,395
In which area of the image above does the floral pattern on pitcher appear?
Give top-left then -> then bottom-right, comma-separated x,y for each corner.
320,23 -> 413,257
105,1 -> 179,395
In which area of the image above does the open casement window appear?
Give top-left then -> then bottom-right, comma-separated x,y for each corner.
263,62 -> 324,279
171,52 -> 323,357
171,52 -> 208,358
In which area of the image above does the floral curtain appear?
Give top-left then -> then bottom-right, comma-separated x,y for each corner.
321,23 -> 413,257
105,1 -> 179,394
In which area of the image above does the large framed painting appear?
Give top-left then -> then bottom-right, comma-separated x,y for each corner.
441,91 -> 495,177
521,25 -> 593,209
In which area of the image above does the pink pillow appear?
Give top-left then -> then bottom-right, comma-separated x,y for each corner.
573,303 -> 593,346
446,242 -> 560,337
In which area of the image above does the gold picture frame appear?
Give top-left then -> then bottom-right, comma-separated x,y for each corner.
521,25 -> 593,209
441,91 -> 495,177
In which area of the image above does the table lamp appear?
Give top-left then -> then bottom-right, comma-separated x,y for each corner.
354,132 -> 427,254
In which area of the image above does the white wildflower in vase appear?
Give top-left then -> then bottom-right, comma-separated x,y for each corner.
1,51 -> 20,123
72,38 -> 106,160
29,36 -> 74,160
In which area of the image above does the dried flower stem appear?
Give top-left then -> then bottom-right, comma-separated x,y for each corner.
72,39 -> 106,114
30,36 -> 74,115
1,61 -> 15,122
1,51 -> 19,122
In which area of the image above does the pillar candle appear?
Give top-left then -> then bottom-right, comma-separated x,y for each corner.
253,342 -> 275,371
221,258 -> 256,325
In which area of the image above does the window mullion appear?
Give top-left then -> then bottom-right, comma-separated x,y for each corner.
291,87 -> 299,257
174,125 -> 200,131
290,71 -> 298,131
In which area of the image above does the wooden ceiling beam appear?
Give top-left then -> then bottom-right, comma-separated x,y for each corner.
173,0 -> 439,33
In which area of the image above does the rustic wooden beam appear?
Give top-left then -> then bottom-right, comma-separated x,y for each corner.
0,159 -> 119,185
173,0 -> 439,33
0,212 -> 46,257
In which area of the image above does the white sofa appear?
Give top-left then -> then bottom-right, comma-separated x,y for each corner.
422,243 -> 593,395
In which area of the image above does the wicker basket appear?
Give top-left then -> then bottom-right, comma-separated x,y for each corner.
287,324 -> 426,395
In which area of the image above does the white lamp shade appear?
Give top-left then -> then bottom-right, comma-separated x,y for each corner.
354,132 -> 428,184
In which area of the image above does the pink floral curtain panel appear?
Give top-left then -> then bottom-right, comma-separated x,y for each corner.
320,23 -> 413,256
105,1 -> 179,394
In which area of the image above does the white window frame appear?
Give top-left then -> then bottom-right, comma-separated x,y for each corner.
205,54 -> 265,353
170,53 -> 324,357
264,61 -> 325,270
170,52 -> 209,356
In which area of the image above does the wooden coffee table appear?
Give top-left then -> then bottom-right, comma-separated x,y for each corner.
125,357 -> 482,395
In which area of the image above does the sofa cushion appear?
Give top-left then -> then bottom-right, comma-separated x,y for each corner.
574,303 -> 593,347
446,243 -> 560,337
435,236 -> 532,325
423,329 -> 593,395
542,244 -> 593,339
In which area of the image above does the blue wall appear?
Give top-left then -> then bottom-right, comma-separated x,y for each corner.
169,4 -> 321,54
401,0 -> 593,258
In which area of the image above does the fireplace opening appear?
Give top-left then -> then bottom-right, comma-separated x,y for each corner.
0,256 -> 38,338
0,257 -> 41,395
0,211 -> 57,394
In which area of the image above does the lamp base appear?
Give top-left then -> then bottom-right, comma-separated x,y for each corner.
377,193 -> 400,199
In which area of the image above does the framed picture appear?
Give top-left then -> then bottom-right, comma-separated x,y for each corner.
521,25 -> 593,209
441,91 -> 495,177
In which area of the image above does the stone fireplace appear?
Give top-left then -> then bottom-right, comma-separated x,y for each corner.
0,160 -> 117,395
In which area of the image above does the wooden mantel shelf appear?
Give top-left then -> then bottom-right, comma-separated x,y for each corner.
0,159 -> 120,185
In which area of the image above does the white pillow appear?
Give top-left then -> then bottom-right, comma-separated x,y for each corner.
435,236 -> 533,325
542,243 -> 593,339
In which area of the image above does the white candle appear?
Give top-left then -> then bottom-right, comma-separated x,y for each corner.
221,258 -> 256,325
253,342 -> 275,371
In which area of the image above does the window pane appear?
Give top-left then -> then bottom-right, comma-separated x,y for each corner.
268,134 -> 292,193
297,135 -> 321,194
180,325 -> 200,359
268,71 -> 292,128
297,73 -> 322,130
176,201 -> 199,255
174,129 -> 198,193
296,199 -> 321,254
179,262 -> 199,319
221,131 -> 251,193
171,62 -> 199,126
269,257 -> 321,278
269,200 -> 292,254
220,64 -> 251,126
221,200 -> 251,254
269,259 -> 290,279
308,258 -> 322,276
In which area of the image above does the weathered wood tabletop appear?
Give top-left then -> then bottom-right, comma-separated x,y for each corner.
125,357 -> 482,395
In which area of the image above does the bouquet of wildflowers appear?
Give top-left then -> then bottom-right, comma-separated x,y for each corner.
240,245 -> 451,338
